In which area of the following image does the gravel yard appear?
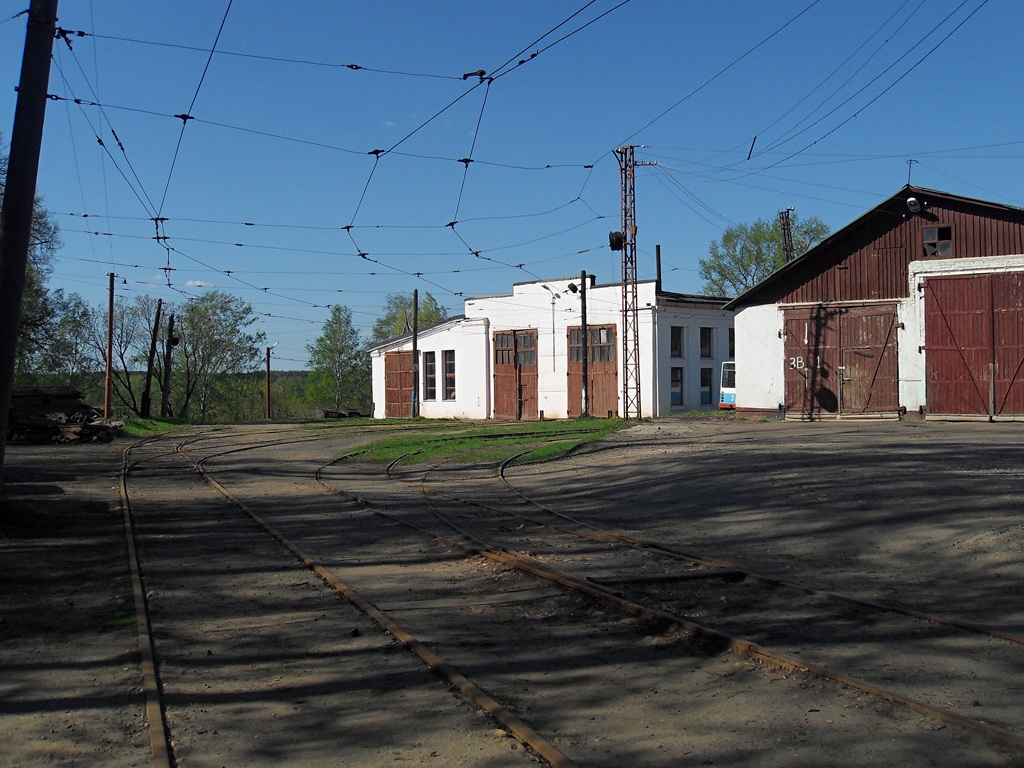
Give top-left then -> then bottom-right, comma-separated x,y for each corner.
2,416 -> 1023,767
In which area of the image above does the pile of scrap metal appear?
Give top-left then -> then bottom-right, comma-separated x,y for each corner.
6,388 -> 123,444
322,408 -> 366,419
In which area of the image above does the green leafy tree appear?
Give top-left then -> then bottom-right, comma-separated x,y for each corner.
370,292 -> 449,346
269,371 -> 315,419
2,137 -> 85,383
173,291 -> 265,422
35,291 -> 96,388
699,215 -> 830,297
307,305 -> 370,412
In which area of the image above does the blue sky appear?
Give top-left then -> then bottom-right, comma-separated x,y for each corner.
1,0 -> 1018,368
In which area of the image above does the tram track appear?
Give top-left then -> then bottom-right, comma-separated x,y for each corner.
376,444 -> 1024,751
120,425 -> 584,768
116,422 -> 1024,767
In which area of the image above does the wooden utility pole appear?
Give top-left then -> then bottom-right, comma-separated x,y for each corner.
160,314 -> 176,418
104,273 -> 114,418
411,289 -> 419,417
0,0 -> 59,480
140,299 -> 163,418
779,207 -> 796,263
580,270 -> 589,418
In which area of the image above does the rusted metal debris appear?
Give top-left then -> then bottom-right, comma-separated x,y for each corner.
6,387 -> 123,444
322,408 -> 366,419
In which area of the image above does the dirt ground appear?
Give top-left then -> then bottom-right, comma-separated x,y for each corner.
2,417 -> 1024,767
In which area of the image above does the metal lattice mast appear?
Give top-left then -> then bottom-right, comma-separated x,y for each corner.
615,146 -> 642,420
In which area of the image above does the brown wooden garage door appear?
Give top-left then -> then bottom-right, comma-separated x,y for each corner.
783,304 -> 898,418
924,273 -> 1024,417
384,351 -> 413,418
493,330 -> 538,420
567,325 -> 618,418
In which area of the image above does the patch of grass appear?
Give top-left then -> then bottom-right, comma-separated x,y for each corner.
100,614 -> 138,631
356,417 -> 627,467
122,416 -> 187,438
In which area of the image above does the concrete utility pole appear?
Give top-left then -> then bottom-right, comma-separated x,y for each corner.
0,0 -> 59,481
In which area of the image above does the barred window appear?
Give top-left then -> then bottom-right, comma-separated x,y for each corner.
515,332 -> 536,367
494,333 -> 514,366
569,326 -> 615,362
495,332 -> 536,366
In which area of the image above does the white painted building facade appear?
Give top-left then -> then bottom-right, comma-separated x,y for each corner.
369,277 -> 734,420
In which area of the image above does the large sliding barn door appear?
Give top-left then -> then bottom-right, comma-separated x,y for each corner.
839,307 -> 899,414
783,304 -> 899,418
925,273 -> 1024,417
783,306 -> 840,418
567,325 -> 618,418
384,351 -> 413,418
493,330 -> 538,420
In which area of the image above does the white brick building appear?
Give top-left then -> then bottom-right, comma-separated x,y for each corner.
369,276 -> 733,420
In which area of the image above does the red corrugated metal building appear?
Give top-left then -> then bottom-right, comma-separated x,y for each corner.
726,186 -> 1024,420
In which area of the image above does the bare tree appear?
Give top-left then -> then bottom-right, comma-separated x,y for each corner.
174,291 -> 265,422
94,294 -> 160,416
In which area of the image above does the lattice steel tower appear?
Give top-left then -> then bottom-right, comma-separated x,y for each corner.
613,146 -> 654,420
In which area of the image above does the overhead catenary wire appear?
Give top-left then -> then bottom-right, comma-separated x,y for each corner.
610,0 -> 825,153
747,0 -> 928,161
733,0 -> 991,179
156,0 -> 233,216
12,0 -> 1013,364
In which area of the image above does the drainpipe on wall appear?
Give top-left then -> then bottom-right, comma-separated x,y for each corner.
483,318 -> 492,419
650,303 -> 660,417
